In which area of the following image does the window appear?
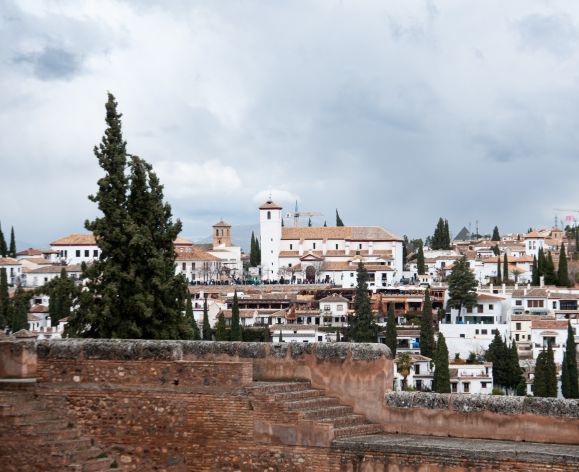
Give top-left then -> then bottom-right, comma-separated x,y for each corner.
481,382 -> 489,388
323,305 -> 330,311
84,250 -> 89,257
481,329 -> 488,335
335,244 -> 339,250
359,244 -> 362,250
267,211 -> 271,220
289,244 -> 293,250
192,263 -> 196,269
552,301 -> 557,309
337,305 -> 343,311
288,263 -> 292,268
452,383 -> 458,393
463,382 -> 470,393
466,307 -> 472,314
515,334 -> 520,341
488,304 -> 494,310
416,380 -> 423,391
182,262 -> 186,270
516,323 -> 521,331
477,305 -> 483,314
516,300 -> 522,306
414,364 -> 421,375
76,250 -> 80,257
528,300 -> 544,308
475,329 -> 479,335
460,334 -> 465,338
93,250 -> 98,257
313,243 -> 317,250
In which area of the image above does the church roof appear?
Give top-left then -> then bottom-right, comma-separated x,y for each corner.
213,220 -> 231,227
259,199 -> 283,210
281,226 -> 402,242
454,226 -> 471,241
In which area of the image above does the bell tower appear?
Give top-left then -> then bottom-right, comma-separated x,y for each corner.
259,198 -> 282,281
212,220 -> 232,249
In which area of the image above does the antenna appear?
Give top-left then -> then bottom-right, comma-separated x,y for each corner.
475,220 -> 479,238
554,215 -> 559,229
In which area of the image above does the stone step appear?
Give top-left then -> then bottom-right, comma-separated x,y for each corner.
318,414 -> 368,428
248,381 -> 311,395
285,396 -> 340,411
272,389 -> 324,401
300,405 -> 354,420
332,423 -> 383,438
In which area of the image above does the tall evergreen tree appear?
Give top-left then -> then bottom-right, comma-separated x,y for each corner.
419,289 -> 435,358
433,333 -> 450,393
385,302 -> 397,357
185,295 -> 200,340
9,227 -> 16,258
43,268 -> 77,324
508,341 -> 524,393
202,298 -> 212,340
0,223 -> 6,257
417,241 -> 425,275
431,218 -> 444,250
307,217 -> 312,227
230,291 -> 242,341
443,219 -> 450,249
348,262 -> 378,342
214,311 -> 227,341
544,344 -> 558,397
537,248 -> 546,281
533,350 -> 547,397
323,221 -> 327,227
544,252 -> 557,285
503,253 -> 509,284
336,209 -> 344,227
250,232 -> 256,267
532,256 -> 539,286
486,332 -> 509,388
496,256 -> 502,285
447,256 -> 477,319
491,226 -> 500,241
561,321 -> 578,398
66,94 -> 192,340
0,268 -> 9,329
10,285 -> 30,332
557,243 -> 570,287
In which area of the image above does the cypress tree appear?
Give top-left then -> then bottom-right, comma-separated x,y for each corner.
545,344 -> 557,397
202,298 -> 212,340
419,289 -> 435,358
447,256 -> 477,319
417,241 -> 425,275
557,243 -> 570,287
0,223 -> 6,257
65,94 -> 192,340
533,350 -> 547,397
348,262 -> 378,342
323,221 -> 327,227
503,253 -> 509,284
486,332 -> 509,389
10,286 -> 30,332
532,256 -> 539,286
496,256 -> 502,285
307,217 -> 312,227
214,312 -> 227,341
491,226 -> 500,241
9,227 -> 16,258
281,218 -> 284,227
508,341 -> 524,393
561,321 -> 578,398
385,302 -> 397,357
443,219 -> 450,249
336,209 -> 344,227
250,232 -> 256,267
44,268 -> 77,324
230,291 -> 242,341
431,218 -> 443,250
492,244 -> 500,256
185,295 -> 200,340
0,269 -> 9,329
433,333 -> 450,393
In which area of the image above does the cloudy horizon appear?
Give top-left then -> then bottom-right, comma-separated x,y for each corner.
1,0 -> 579,249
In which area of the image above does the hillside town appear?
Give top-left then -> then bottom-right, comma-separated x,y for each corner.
1,199 -> 577,399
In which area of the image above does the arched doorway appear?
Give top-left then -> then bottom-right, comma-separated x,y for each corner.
305,265 -> 316,283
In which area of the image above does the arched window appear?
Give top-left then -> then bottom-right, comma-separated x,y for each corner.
267,211 -> 271,220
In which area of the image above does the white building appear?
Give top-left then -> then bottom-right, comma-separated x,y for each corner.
393,353 -> 433,392
449,362 -> 494,394
524,231 -> 545,257
530,319 -> 577,364
318,294 -> 349,327
22,264 -> 82,288
0,257 -> 22,285
258,199 -> 404,285
208,220 -> 243,279
50,234 -> 101,265
270,325 -> 332,343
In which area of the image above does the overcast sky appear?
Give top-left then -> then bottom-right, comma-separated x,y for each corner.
2,0 -> 579,248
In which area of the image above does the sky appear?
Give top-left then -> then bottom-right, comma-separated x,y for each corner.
1,0 -> 579,248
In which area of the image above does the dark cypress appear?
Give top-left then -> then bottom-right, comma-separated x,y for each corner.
10,286 -> 30,332
230,291 -> 242,341
533,350 -> 547,397
0,223 -> 6,257
447,256 -> 477,319
214,312 -> 227,341
9,227 -> 16,258
385,302 -> 397,357
0,269 -> 10,328
544,252 -> 557,285
336,209 -> 344,227
419,289 -> 435,358
496,255 -> 502,285
202,298 -> 212,340
347,262 -> 378,342
503,253 -> 509,284
491,226 -> 500,241
185,295 -> 200,340
417,241 -> 425,275
544,344 -> 558,397
557,243 -> 570,287
433,333 -> 450,393
562,321 -> 578,398
531,256 -> 539,286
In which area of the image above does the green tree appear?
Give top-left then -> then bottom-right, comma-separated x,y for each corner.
544,344 -> 558,397
561,321 -> 578,398
446,256 -> 477,319
0,268 -> 10,329
0,223 -> 6,257
43,268 -> 77,325
185,295 -> 200,340
433,333 -> 450,393
214,311 -> 227,341
496,255 -> 502,285
323,221 -> 327,227
417,241 -> 425,275
65,94 -> 192,340
508,341 -> 524,394
230,291 -> 242,341
396,352 -> 414,391
492,244 -> 500,256
420,289 -> 435,358
256,238 -> 261,265
307,217 -> 312,227
202,298 -> 212,340
336,209 -> 344,227
533,350 -> 547,397
503,253 -> 509,284
557,243 -> 570,287
443,219 -> 450,249
348,262 -> 378,342
385,302 -> 397,357
486,332 -> 508,388
10,285 -> 30,332
250,232 -> 257,267
532,256 -> 539,286
491,226 -> 500,241
544,252 -> 557,285
9,227 -> 16,258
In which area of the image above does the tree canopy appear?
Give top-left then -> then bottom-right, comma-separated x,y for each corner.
446,256 -> 477,315
419,289 -> 435,358
348,262 -> 378,342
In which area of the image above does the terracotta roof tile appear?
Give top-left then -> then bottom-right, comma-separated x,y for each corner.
531,320 -> 568,329
51,233 -> 96,245
281,226 -> 402,241
0,257 -> 20,265
259,200 -> 283,210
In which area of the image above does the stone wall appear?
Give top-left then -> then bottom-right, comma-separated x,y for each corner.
382,391 -> 579,445
0,340 -> 36,378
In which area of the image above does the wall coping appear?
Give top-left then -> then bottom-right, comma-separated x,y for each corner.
34,339 -> 391,362
384,391 -> 579,418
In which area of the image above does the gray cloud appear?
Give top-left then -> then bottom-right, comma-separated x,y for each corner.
1,0 -> 579,248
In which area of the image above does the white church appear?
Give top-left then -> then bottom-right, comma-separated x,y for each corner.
259,199 -> 404,288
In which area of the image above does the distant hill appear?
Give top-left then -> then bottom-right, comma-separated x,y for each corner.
195,224 -> 259,253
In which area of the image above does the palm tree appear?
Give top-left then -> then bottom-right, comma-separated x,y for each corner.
396,353 -> 414,391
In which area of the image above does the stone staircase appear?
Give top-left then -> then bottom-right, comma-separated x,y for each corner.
0,381 -> 114,472
248,381 -> 383,440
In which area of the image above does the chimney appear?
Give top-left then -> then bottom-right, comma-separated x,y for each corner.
540,276 -> 544,288
523,288 -> 528,296
489,283 -> 493,293
502,283 -> 506,295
